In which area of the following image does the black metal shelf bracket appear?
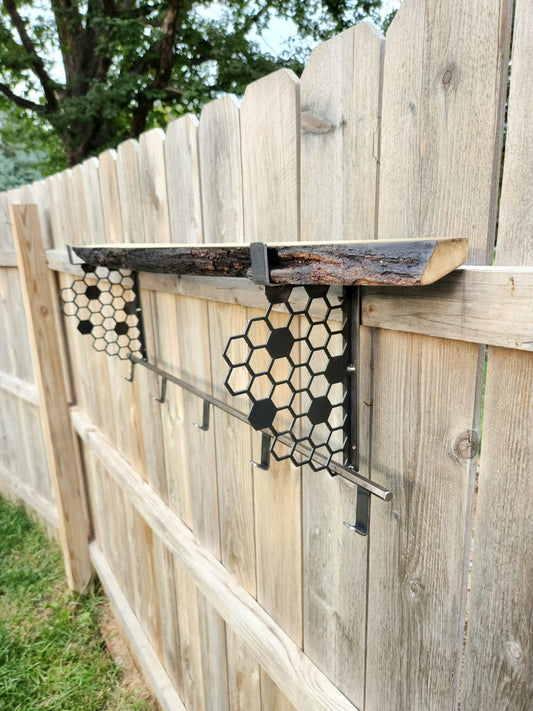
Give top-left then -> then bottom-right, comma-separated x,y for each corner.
223,284 -> 352,473
60,259 -> 391,535
222,282 -> 372,535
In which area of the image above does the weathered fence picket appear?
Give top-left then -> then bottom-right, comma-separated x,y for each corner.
462,0 -> 533,706
0,1 -> 531,709
366,2 -> 512,709
300,22 -> 384,708
199,94 -> 262,711
166,114 -> 230,711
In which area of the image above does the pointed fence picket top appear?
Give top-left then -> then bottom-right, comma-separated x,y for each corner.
301,22 -> 383,244
241,68 -> 300,244
116,139 -> 146,245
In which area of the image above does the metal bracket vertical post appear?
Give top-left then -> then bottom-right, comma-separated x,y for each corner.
343,286 -> 371,535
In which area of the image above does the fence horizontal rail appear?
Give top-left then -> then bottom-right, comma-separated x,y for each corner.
362,266 -> 533,351
71,405 -> 361,711
47,248 -> 533,352
90,541 -> 186,711
0,252 -> 17,267
0,372 -> 40,406
0,462 -> 58,527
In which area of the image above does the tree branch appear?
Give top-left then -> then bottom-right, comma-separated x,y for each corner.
127,0 -> 186,136
240,3 -> 271,34
153,0 -> 184,89
2,0 -> 59,112
49,0 -> 84,82
0,82 -> 44,112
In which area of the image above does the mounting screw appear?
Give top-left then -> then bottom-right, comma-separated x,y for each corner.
347,364 -> 356,373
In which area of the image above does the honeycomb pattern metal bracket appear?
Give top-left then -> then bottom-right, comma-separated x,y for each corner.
60,254 -> 382,535
223,284 -> 357,477
59,264 -> 146,361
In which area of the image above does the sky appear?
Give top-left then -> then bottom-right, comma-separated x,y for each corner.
211,1 -> 403,56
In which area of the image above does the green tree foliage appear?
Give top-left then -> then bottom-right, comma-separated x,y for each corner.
0,0 -> 382,172
0,107 -> 64,189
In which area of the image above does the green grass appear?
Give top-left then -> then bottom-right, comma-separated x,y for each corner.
0,497 -> 153,711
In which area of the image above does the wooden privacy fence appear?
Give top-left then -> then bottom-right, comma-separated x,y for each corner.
1,1 -> 532,709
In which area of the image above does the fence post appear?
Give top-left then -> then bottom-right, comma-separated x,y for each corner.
9,203 -> 91,592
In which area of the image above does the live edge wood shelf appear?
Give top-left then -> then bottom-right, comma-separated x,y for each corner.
72,237 -> 469,287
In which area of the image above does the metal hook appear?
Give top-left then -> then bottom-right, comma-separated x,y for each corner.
153,376 -> 168,404
125,359 -> 136,382
193,400 -> 211,431
250,432 -> 272,471
343,487 -> 370,536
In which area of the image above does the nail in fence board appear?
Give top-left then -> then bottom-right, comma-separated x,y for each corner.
462,1 -> 533,707
366,1 -> 512,709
